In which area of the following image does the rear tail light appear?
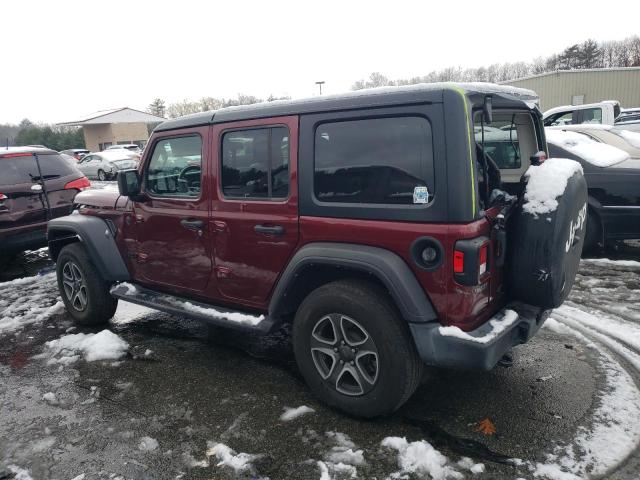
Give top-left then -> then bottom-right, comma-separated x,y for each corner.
453,237 -> 490,285
64,177 -> 91,191
453,250 -> 465,273
479,244 -> 488,275
0,193 -> 7,201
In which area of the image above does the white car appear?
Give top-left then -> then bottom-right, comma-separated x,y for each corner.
105,144 -> 142,154
77,151 -> 139,180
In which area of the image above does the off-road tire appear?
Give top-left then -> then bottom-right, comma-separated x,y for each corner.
56,243 -> 117,326
97,169 -> 107,181
293,279 -> 423,418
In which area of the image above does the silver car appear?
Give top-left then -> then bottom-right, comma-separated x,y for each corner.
77,151 -> 139,180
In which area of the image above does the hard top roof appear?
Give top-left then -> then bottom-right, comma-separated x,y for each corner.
155,82 -> 538,132
0,146 -> 58,156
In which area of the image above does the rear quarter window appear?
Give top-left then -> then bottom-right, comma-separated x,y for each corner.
314,116 -> 434,205
0,155 -> 39,185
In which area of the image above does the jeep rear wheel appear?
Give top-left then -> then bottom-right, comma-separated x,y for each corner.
56,243 -> 117,325
293,280 -> 422,418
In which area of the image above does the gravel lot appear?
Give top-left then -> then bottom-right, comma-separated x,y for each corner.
1,241 -> 639,480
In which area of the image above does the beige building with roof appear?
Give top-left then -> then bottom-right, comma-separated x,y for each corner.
502,67 -> 640,111
58,107 -> 165,152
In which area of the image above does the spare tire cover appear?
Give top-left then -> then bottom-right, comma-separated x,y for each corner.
507,171 -> 587,309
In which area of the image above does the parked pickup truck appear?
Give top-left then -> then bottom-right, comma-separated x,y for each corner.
47,83 -> 587,417
543,100 -> 621,127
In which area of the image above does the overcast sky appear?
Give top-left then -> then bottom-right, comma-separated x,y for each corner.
1,0 -> 638,124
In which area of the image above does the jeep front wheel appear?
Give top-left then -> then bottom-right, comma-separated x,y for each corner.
56,243 -> 118,325
292,279 -> 422,418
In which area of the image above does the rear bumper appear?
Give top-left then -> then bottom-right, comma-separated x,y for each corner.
409,302 -> 550,370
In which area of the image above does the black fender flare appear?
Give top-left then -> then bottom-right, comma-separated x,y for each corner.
268,242 -> 438,324
47,214 -> 130,282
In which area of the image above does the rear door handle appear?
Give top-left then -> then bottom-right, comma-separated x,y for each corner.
180,218 -> 204,230
254,224 -> 284,236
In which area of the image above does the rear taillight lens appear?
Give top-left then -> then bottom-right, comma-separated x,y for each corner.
479,244 -> 488,276
453,250 -> 465,273
0,193 -> 7,201
453,237 -> 491,285
65,177 -> 91,191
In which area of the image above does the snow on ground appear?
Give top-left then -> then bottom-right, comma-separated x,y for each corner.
439,309 -> 518,343
381,436 -> 483,479
138,436 -> 159,452
205,441 -> 262,473
0,273 -> 63,335
581,258 -> 640,268
319,431 -> 366,478
522,158 -> 583,215
280,405 -> 315,421
7,465 -> 34,480
111,301 -> 154,325
41,330 -> 129,364
530,308 -> 640,478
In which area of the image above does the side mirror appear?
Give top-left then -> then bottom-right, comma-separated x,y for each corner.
117,169 -> 143,199
482,96 -> 493,124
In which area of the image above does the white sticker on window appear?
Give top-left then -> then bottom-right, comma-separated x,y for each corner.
413,186 -> 429,204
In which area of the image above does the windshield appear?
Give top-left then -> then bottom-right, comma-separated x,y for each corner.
610,128 -> 640,150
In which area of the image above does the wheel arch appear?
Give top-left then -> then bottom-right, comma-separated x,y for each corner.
48,215 -> 130,282
268,243 -> 438,325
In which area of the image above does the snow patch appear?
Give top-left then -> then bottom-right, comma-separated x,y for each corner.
43,330 -> 129,363
0,272 -> 64,335
176,300 -> 264,326
381,436 -> 463,479
7,465 -> 34,480
545,129 -> 629,167
616,129 -> 640,148
206,441 -> 261,473
118,282 -> 138,295
280,405 -> 315,421
533,308 -> 640,477
439,309 -> 518,344
138,436 -> 159,451
581,258 -> 640,268
522,158 -> 583,215
111,301 -> 154,325
457,456 -> 485,474
42,392 -> 59,405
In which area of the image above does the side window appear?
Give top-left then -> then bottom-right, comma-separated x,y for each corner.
146,135 -> 202,197
221,126 -> 289,199
546,111 -> 574,126
39,153 -> 79,177
314,116 -> 434,205
581,108 -> 602,124
0,155 -> 38,186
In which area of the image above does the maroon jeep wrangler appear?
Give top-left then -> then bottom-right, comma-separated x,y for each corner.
48,84 -> 587,417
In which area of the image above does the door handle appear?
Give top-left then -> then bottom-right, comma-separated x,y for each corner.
254,224 -> 284,236
180,218 -> 204,230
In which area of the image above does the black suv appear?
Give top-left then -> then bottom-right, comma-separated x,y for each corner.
0,147 -> 90,262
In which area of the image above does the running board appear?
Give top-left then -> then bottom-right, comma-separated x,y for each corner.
110,282 -> 273,334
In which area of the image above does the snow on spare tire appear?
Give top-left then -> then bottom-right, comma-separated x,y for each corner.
507,158 -> 587,310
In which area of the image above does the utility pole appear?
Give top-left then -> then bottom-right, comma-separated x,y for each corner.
315,81 -> 325,95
